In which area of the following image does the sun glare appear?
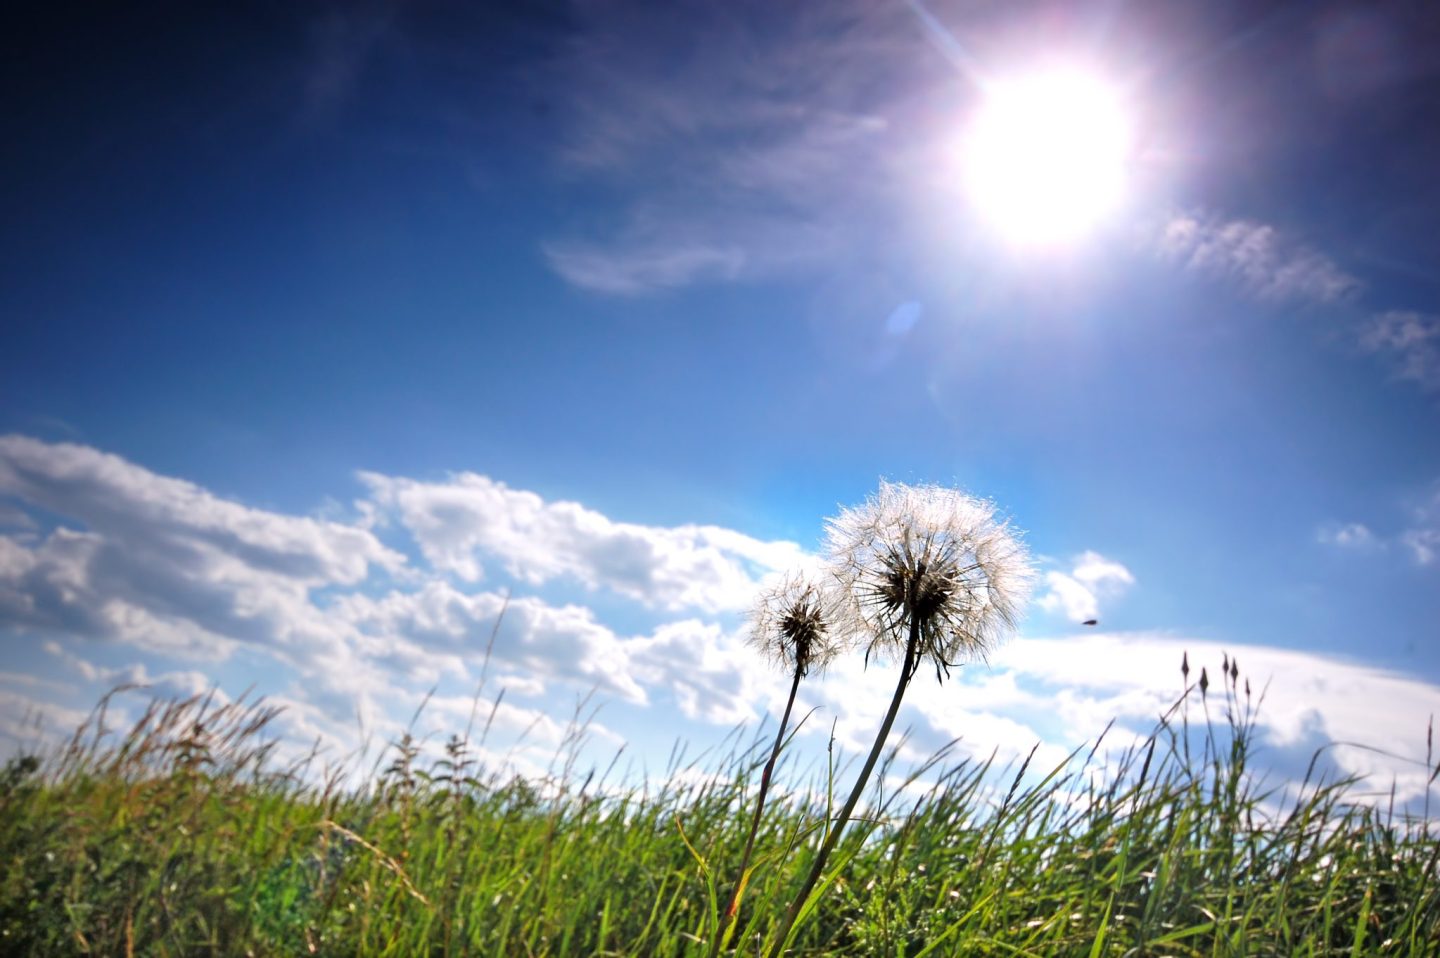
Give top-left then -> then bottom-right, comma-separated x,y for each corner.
961,67 -> 1132,248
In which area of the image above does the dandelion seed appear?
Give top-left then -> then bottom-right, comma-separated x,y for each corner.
765,481 -> 1032,958
715,570 -> 847,958
825,481 -> 1033,682
747,571 -> 847,678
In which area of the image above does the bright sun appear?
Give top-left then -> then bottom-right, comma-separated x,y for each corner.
961,67 -> 1132,248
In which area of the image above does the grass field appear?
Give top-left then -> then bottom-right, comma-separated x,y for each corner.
2,667 -> 1437,956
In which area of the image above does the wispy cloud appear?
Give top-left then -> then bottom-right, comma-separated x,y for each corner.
299,3 -> 397,124
0,687 -> 94,754
1401,486 -> 1440,566
1157,212 -> 1361,304
1359,310 -> 1440,392
543,241 -> 747,296
41,639 -> 217,701
1316,521 -> 1382,551
542,1 -> 919,294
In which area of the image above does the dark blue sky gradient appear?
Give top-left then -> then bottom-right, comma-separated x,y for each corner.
3,1 -> 1439,770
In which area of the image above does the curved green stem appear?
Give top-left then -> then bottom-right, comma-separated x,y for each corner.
764,618 -> 920,958
710,667 -> 803,958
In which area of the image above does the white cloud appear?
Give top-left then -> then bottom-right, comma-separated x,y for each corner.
1403,529 -> 1438,566
3,436 -> 1435,814
1037,551 -> 1134,622
1401,486 -> 1440,565
0,503 -> 35,531
42,639 -> 218,700
0,437 -> 789,746
993,633 -> 1440,805
796,631 -> 1440,811
0,687 -> 95,754
337,582 -> 774,727
1317,521 -> 1382,552
1360,310 -> 1440,392
1157,213 -> 1360,304
544,241 -> 748,296
0,436 -> 403,586
0,435 -> 404,664
628,619 -> 770,726
0,441 -> 463,746
1319,483 -> 1440,567
360,470 -> 805,612
335,583 -> 648,704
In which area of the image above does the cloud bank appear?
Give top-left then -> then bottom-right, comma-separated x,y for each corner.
1,435 -> 1436,813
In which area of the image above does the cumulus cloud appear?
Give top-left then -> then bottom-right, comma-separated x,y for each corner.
1360,311 -> 1440,392
0,437 -> 785,745
335,583 -> 649,704
0,436 -> 402,586
1037,551 -> 1135,622
360,470 -> 805,612
628,619 -> 769,726
0,435 -> 404,663
1157,213 -> 1360,304
3,436 -> 1435,815
337,583 -> 772,726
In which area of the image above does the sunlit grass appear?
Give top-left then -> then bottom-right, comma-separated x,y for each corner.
1,668 -> 1437,956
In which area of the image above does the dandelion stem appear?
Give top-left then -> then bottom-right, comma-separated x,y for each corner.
711,666 -> 803,958
764,616 -> 920,958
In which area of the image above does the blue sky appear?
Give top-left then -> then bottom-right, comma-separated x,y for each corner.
3,0 -> 1439,809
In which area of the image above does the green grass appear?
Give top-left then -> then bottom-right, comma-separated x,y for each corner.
2,672 -> 1437,956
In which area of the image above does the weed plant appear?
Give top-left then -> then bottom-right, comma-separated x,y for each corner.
2,659 -> 1437,956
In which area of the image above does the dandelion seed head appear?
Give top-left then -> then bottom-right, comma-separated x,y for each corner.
748,571 -> 847,677
824,481 -> 1034,679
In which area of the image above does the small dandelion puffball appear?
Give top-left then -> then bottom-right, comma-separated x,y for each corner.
825,481 -> 1034,679
748,571 -> 846,678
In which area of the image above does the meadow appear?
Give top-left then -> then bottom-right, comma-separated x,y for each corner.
1,663 -> 1436,957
